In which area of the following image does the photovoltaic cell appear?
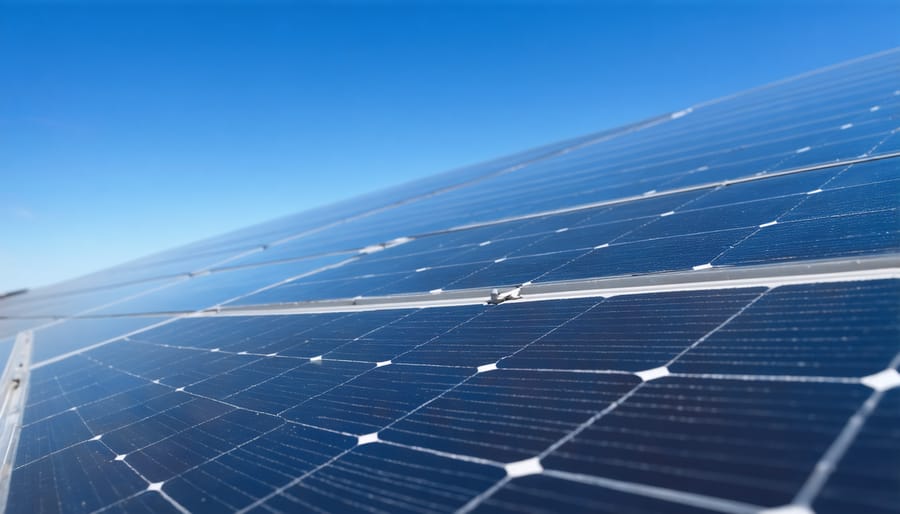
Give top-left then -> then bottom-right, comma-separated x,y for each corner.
395,299 -> 595,367
250,443 -> 505,513
282,365 -> 472,435
7,441 -> 149,514
501,289 -> 765,371
540,378 -> 871,506
672,280 -> 900,376
812,389 -> 900,514
163,424 -> 356,512
31,316 -> 171,364
381,370 -> 641,462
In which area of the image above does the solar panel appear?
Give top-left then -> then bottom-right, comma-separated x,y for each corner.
1,50 -> 898,514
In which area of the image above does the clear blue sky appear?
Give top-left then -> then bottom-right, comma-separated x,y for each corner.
2,1 -> 898,293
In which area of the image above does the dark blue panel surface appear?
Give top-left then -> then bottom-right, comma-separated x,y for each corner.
780,178 -> 899,220
813,389 -> 900,514
7,441 -> 148,514
716,209 -> 899,266
126,314 -> 339,353
542,228 -> 755,282
283,365 -> 471,434
21,358 -> 147,436
124,409 -> 283,483
618,195 -> 801,242
542,378 -> 870,507
685,168 -> 843,210
397,298 -> 597,367
253,443 -> 505,513
229,271 -> 407,304
382,370 -> 640,462
502,289 -> 764,371
32,316 -> 170,364
131,310 -> 410,358
226,360 -> 373,415
673,280 -> 900,376
325,305 -> 483,362
91,254 -> 348,315
107,492 -> 183,514
472,474 -> 721,514
825,155 -> 900,188
163,424 -> 356,512
163,158 -> 898,307
15,410 -> 94,468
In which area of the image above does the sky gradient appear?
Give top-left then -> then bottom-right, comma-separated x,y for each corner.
2,1 -> 899,292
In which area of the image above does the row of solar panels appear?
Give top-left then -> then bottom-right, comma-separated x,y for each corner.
5,50 -> 898,303
10,279 -> 900,513
6,154 -> 898,367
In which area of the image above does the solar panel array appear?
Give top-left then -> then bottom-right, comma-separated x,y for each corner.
1,50 -> 898,514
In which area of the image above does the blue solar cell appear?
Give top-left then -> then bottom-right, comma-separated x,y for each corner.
102,396 -> 233,456
672,280 -> 900,376
22,358 -> 147,428
369,262 -> 493,295
130,310 -> 411,358
15,410 -> 94,468
125,410 -> 284,483
122,314 -> 337,352
381,370 -> 640,462
685,168 -> 842,210
7,441 -> 148,514
185,358 -> 301,400
472,474 -> 722,514
163,424 -> 356,512
107,492 -> 183,514
90,254 -> 349,315
77,383 -> 174,433
251,443 -> 505,513
229,272 -> 406,304
813,390 -> 900,514
226,360 -> 373,415
715,209 -> 899,266
31,316 -> 170,364
543,227 -> 755,281
324,305 -> 483,362
825,157 -> 900,188
780,179 -> 899,220
501,289 -> 765,371
395,298 -> 596,367
616,195 -> 801,242
541,378 -> 871,507
282,365 -> 471,434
